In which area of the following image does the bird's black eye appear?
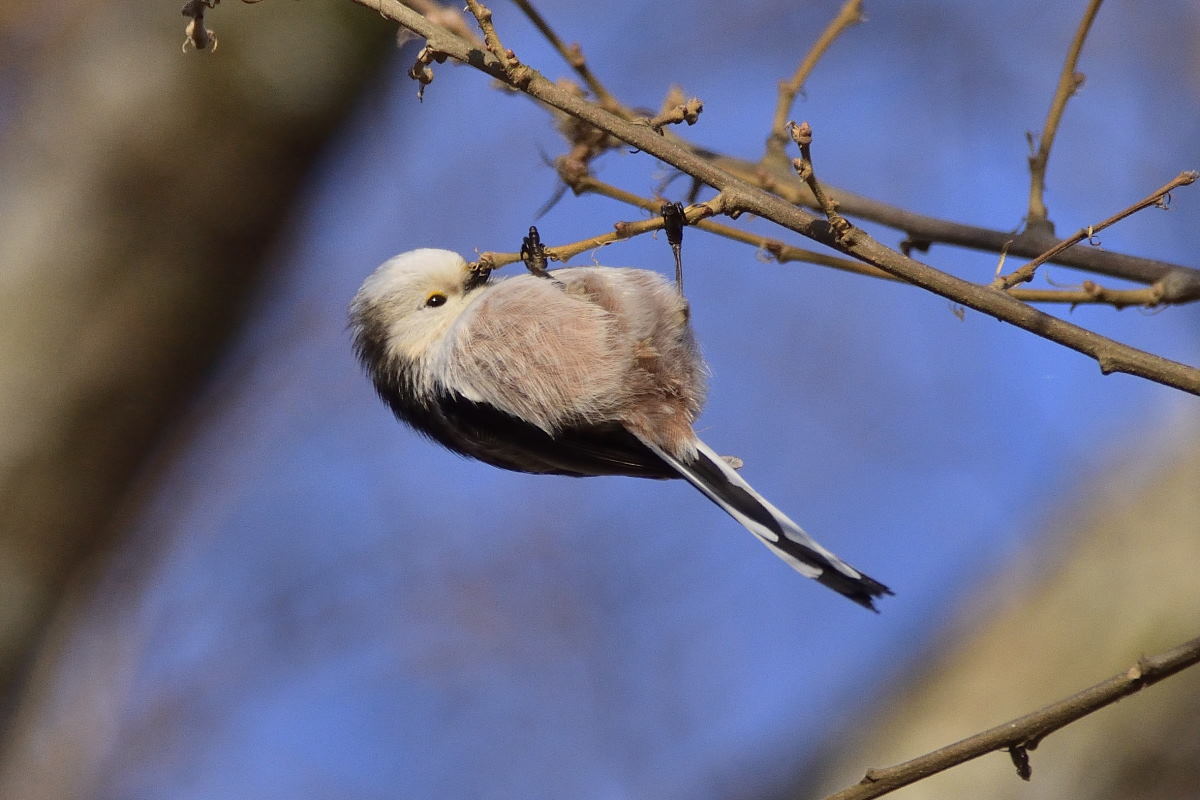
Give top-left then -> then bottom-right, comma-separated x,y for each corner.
425,292 -> 448,308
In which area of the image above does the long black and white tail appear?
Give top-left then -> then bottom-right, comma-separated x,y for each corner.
645,438 -> 892,610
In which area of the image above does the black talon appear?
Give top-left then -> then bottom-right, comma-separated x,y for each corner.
661,202 -> 686,292
520,226 -> 554,280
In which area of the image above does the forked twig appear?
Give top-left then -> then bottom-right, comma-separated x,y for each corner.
994,171 -> 1196,290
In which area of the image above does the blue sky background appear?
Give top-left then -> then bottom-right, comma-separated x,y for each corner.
37,2 -> 1199,798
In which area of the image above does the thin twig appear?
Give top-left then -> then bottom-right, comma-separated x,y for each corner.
763,0 -> 864,167
351,0 -> 1200,395
463,0 -> 516,74
474,194 -> 731,268
404,1 -> 1200,293
564,173 -> 890,278
473,217 -> 660,268
569,174 -> 1173,307
536,166 -> 1182,307
994,171 -> 1196,290
510,0 -> 620,109
789,120 -> 852,240
1007,282 -> 1165,308
1027,0 -> 1104,230
643,97 -> 704,133
716,153 -> 1200,292
822,635 -> 1200,800
567,174 -> 1179,306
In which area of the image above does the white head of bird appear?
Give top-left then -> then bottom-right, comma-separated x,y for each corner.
351,248 -> 483,365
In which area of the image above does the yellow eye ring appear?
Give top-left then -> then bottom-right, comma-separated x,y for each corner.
425,292 -> 448,308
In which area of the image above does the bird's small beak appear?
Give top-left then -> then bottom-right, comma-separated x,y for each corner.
463,259 -> 492,292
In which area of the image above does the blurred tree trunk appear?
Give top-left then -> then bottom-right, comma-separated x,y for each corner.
0,0 -> 391,726
789,414 -> 1200,800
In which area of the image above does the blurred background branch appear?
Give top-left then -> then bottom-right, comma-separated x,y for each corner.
0,0 -> 391,738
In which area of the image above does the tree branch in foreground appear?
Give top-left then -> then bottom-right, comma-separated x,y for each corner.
822,634 -> 1200,800
354,0 -> 1200,395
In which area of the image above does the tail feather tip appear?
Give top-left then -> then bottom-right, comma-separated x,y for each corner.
822,571 -> 894,613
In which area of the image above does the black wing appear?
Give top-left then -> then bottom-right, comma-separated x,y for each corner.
396,390 -> 678,479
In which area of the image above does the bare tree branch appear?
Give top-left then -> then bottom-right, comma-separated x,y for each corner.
463,0 -> 516,73
353,0 -> 1200,395
994,170 -> 1197,290
1027,0 -> 1104,230
787,120 -> 852,240
510,0 -> 620,110
563,173 -> 889,279
510,169 -> 1176,309
763,0 -> 864,168
711,155 -> 1200,293
413,0 -> 1200,295
822,634 -> 1200,800
1006,281 -> 1171,308
557,173 -> 1181,307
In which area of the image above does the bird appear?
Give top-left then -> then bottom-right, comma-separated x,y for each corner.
349,246 -> 891,609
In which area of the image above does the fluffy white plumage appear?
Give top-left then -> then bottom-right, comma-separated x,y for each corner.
350,248 -> 891,609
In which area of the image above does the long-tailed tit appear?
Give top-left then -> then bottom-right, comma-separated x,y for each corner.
350,248 -> 891,609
